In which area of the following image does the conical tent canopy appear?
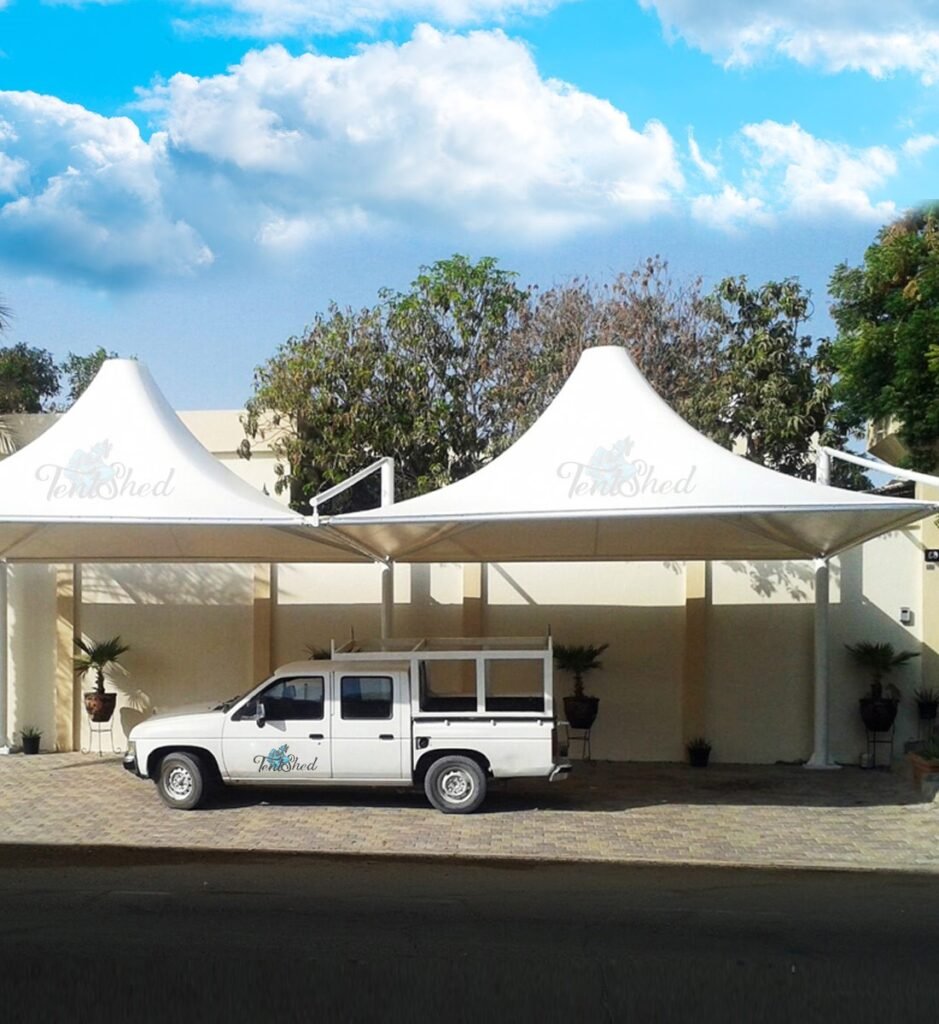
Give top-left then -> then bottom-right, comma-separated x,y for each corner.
0,359 -> 363,562
327,346 -> 937,562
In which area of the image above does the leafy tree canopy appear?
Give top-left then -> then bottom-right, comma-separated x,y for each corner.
830,206 -> 939,470
61,347 -> 122,405
243,254 -> 857,513
0,342 -> 60,414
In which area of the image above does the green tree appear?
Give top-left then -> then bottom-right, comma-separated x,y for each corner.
60,347 -> 121,406
0,342 -> 60,414
710,276 -> 854,481
241,256 -> 529,511
830,206 -> 939,470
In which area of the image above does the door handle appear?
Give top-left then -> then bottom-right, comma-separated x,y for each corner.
308,733 -> 324,740
379,734 -> 394,740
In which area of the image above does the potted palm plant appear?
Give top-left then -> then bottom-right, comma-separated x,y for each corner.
913,686 -> 939,723
845,641 -> 919,733
20,726 -> 41,755
686,736 -> 712,768
554,642 -> 608,730
75,636 -> 130,723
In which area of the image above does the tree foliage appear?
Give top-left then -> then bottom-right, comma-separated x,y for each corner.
61,347 -> 121,405
0,342 -> 60,414
241,256 -> 528,512
243,255 -> 856,513
830,206 -> 939,470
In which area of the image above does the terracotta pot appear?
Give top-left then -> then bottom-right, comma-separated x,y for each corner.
859,697 -> 898,733
908,752 -> 939,788
563,695 -> 599,730
84,691 -> 117,723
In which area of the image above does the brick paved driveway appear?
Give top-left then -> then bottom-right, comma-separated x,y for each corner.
1,754 -> 936,873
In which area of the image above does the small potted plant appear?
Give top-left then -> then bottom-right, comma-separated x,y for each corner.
20,726 -> 41,755
554,642 -> 608,730
908,733 -> 939,788
913,686 -> 939,723
845,641 -> 919,733
74,636 -> 130,723
686,736 -> 712,768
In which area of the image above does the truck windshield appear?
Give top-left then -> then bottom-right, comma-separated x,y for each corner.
213,694 -> 242,712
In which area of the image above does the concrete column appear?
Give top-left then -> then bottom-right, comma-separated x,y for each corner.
680,561 -> 709,744
252,564 -> 275,681
919,483 -> 939,696
462,563 -> 486,637
806,557 -> 839,769
55,564 -> 80,752
0,560 -> 9,753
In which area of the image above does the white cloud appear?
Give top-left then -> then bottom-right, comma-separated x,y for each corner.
691,185 -> 769,231
688,129 -> 718,181
691,120 -> 898,230
903,133 -> 939,158
179,0 -> 563,38
141,27 -> 683,243
0,92 -> 212,285
641,0 -> 939,82
741,121 -> 897,220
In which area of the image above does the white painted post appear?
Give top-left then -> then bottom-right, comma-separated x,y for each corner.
380,458 -> 395,640
0,560 -> 9,754
806,557 -> 839,769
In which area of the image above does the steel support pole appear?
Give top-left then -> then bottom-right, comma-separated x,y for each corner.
380,458 -> 395,640
0,560 -> 10,753
806,557 -> 839,769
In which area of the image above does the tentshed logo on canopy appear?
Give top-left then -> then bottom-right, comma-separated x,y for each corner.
557,437 -> 697,500
36,439 -> 176,501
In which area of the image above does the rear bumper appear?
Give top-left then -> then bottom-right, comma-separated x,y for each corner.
549,763 -> 572,782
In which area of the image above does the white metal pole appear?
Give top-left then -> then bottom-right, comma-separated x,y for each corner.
380,458 -> 395,640
806,557 -> 839,769
0,560 -> 9,754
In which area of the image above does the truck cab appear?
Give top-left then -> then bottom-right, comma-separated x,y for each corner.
124,635 -> 571,814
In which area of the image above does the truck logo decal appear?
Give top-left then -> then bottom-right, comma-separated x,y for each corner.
254,743 -> 319,773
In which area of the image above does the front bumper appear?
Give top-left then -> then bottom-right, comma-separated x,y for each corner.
122,750 -> 144,778
549,763 -> 572,782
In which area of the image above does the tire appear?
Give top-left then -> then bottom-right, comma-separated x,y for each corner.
156,752 -> 207,810
424,756 -> 487,814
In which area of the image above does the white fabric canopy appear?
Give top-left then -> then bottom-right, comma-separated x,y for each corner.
0,359 -> 362,562
327,346 -> 937,562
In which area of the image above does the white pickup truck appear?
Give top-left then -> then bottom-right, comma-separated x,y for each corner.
123,635 -> 571,814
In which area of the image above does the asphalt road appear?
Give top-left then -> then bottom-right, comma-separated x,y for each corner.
0,846 -> 936,1023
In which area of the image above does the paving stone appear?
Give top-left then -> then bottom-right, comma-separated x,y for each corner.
0,754 -> 936,872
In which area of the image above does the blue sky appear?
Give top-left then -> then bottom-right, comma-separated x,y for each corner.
1,0 -> 938,407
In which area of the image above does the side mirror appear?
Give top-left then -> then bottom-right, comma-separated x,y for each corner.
256,700 -> 267,728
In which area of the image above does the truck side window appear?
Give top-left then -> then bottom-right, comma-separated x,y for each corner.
239,677 -> 324,721
340,676 -> 394,720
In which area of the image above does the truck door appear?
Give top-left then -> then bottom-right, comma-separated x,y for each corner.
221,675 -> 331,782
330,671 -> 407,780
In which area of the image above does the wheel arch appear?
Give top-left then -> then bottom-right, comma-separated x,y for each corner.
414,748 -> 492,784
147,745 -> 222,781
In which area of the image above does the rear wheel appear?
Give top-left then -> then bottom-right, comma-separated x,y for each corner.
156,752 -> 207,810
424,756 -> 487,814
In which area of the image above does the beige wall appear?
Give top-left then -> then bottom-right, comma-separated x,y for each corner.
4,408 -> 935,765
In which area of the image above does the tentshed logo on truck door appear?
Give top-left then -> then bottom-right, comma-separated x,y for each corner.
254,744 -> 319,773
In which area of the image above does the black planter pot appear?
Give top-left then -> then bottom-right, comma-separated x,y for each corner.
917,701 -> 938,722
688,748 -> 710,768
859,697 -> 899,733
564,695 -> 599,730
22,735 -> 40,755
84,691 -> 117,723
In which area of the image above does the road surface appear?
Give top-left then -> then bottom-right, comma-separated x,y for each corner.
0,846 -> 936,1022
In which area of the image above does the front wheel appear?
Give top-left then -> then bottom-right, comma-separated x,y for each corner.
424,756 -> 487,814
156,752 -> 207,810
